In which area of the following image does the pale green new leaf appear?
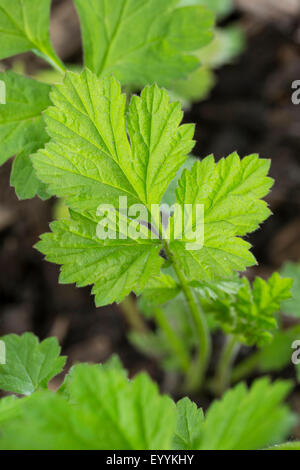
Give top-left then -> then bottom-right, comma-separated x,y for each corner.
202,273 -> 293,346
36,211 -> 163,306
169,153 -> 273,282
0,333 -> 66,395
33,69 -> 195,212
0,0 -> 63,69
74,0 -> 214,87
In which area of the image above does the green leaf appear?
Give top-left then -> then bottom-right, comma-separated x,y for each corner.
33,69 -> 195,212
0,362 -> 176,450
0,343 -> 295,450
33,71 -> 197,305
202,273 -> 293,346
0,396 -> 24,426
73,0 -> 214,87
172,397 -> 204,450
36,211 -> 163,306
10,142 -> 49,200
169,153 -> 273,282
33,72 -> 274,308
0,333 -> 66,395
0,71 -> 51,165
162,155 -> 197,206
280,262 -> 300,317
198,378 -> 295,450
0,0 -> 64,70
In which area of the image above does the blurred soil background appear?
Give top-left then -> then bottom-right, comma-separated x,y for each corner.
1,0 -> 300,429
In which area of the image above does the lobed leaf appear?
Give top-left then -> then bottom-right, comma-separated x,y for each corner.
33,70 -> 195,212
197,378 -> 295,450
36,211 -> 163,306
0,333 -> 66,395
0,71 -> 51,198
202,273 -> 293,346
169,153 -> 273,282
172,397 -> 204,450
0,362 -> 176,450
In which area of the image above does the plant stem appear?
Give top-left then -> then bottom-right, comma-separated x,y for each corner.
213,335 -> 240,396
34,47 -> 67,74
231,349 -> 260,384
119,295 -> 149,333
163,242 -> 211,392
154,307 -> 190,373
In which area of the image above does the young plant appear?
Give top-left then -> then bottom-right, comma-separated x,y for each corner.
0,333 -> 298,450
25,67 -> 293,393
0,0 -> 215,199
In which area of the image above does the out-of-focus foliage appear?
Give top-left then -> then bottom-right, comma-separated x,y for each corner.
0,334 -> 296,450
280,262 -> 300,317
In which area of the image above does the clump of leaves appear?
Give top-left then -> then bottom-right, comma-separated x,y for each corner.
231,261 -> 300,385
28,69 -> 293,391
0,333 -> 297,450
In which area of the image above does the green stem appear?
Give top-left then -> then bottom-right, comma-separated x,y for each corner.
231,349 -> 260,384
154,307 -> 190,373
119,295 -> 149,333
34,47 -> 66,74
213,335 -> 239,396
163,242 -> 211,392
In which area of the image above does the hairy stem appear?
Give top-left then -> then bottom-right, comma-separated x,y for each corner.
213,335 -> 239,396
154,307 -> 190,373
119,295 -> 149,333
163,242 -> 211,392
